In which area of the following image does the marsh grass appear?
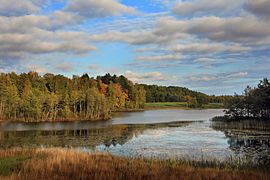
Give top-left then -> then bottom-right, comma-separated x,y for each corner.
0,148 -> 269,180
211,118 -> 270,132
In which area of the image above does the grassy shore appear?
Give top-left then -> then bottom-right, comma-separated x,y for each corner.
0,148 -> 268,180
145,102 -> 224,109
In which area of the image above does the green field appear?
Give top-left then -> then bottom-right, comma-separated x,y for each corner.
0,156 -> 29,176
202,103 -> 225,109
145,102 -> 224,109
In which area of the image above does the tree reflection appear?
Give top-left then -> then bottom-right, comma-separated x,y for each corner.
0,121 -> 191,149
211,120 -> 270,165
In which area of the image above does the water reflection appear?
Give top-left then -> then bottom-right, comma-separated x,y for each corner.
96,120 -> 233,160
0,121 -> 191,149
0,109 -> 269,166
211,120 -> 270,165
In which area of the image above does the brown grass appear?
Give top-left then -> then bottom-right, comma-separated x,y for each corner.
0,148 -> 269,180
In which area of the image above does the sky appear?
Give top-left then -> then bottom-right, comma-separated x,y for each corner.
0,0 -> 270,95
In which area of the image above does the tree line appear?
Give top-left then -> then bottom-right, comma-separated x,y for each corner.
0,71 -> 233,122
0,72 -> 145,122
225,78 -> 270,120
141,84 -> 231,108
97,74 -> 231,108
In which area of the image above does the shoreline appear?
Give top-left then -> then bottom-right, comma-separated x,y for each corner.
0,107 -> 224,123
212,115 -> 270,122
113,108 -> 145,112
0,109 -> 144,123
0,117 -> 111,124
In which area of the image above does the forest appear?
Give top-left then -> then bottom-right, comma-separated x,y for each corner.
224,78 -> 270,120
141,84 -> 232,108
0,72 -> 230,122
97,73 -> 231,108
0,72 -> 145,122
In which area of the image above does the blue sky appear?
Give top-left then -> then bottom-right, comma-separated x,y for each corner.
0,0 -> 270,95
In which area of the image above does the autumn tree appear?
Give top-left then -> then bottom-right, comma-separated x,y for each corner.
0,72 -> 146,122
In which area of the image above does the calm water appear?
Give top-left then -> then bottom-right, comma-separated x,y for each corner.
0,109 -> 269,164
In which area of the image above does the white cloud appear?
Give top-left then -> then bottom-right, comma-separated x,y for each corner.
0,0 -> 139,65
172,0 -> 243,16
194,58 -> 214,63
189,76 -> 217,82
125,70 -> 167,82
0,13 -> 84,34
90,15 -> 270,46
50,11 -> 84,28
25,65 -> 47,74
154,16 -> 187,36
65,0 -> 137,18
226,72 -> 248,78
193,58 -> 216,68
134,47 -> 158,53
244,0 -> 270,18
187,16 -> 270,43
0,32 -> 96,59
0,15 -> 50,34
155,16 -> 270,44
136,54 -> 182,61
0,0 -> 39,16
89,16 -> 187,45
54,62 -> 75,72
90,30 -> 180,45
188,71 -> 248,83
170,43 -> 250,53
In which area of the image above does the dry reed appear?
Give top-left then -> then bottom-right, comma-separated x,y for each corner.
0,148 -> 268,180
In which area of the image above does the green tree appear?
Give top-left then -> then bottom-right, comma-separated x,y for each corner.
225,78 -> 270,119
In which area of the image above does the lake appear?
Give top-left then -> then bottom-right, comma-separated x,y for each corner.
0,109 -> 269,165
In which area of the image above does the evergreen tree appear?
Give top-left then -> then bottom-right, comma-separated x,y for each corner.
225,78 -> 270,119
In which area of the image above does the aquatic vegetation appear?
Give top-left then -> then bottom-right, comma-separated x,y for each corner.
211,119 -> 270,131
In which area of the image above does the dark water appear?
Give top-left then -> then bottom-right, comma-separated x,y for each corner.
0,109 -> 269,164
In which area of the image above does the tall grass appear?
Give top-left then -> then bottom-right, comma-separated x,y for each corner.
0,148 -> 269,180
212,118 -> 270,131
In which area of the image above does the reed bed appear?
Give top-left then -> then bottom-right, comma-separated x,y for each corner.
0,148 -> 269,180
211,118 -> 270,132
